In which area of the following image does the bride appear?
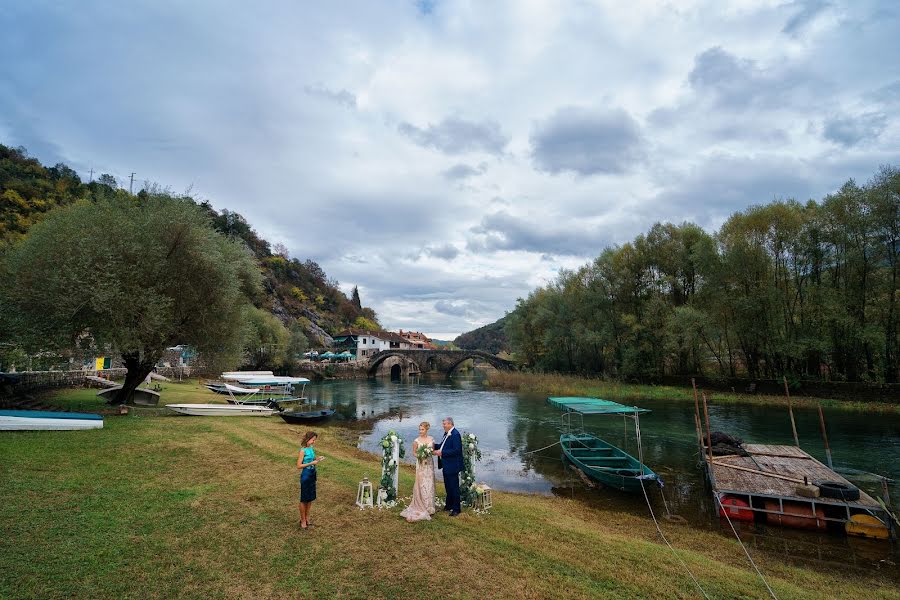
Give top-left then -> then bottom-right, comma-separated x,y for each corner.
400,421 -> 436,522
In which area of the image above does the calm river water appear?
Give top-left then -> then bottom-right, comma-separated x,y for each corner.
310,375 -> 899,568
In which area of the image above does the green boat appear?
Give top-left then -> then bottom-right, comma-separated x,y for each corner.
549,397 -> 658,493
561,433 -> 658,492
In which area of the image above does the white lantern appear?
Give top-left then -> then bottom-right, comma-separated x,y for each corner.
474,483 -> 492,511
356,477 -> 374,509
375,488 -> 388,506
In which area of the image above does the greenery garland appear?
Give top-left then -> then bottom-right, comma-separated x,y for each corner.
460,431 -> 483,505
378,430 -> 405,501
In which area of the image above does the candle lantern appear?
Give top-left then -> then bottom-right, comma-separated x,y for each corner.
474,483 -> 492,511
375,488 -> 388,507
356,477 -> 374,509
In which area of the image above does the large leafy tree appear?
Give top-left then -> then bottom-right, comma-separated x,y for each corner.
1,193 -> 261,403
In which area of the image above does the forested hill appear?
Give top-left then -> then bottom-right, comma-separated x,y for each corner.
0,143 -> 377,346
507,166 -> 900,384
454,315 -> 510,354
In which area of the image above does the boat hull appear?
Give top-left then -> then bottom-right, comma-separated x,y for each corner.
278,409 -> 335,424
0,410 -> 104,431
166,404 -> 274,416
561,433 -> 657,492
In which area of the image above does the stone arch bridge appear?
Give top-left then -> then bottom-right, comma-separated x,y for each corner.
367,349 -> 515,377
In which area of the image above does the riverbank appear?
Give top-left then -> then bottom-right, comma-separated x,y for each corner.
485,371 -> 900,413
1,383 -> 898,599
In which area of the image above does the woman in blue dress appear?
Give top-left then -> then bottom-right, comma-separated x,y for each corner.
297,431 -> 324,530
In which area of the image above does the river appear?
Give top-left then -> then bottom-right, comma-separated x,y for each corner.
309,375 -> 899,569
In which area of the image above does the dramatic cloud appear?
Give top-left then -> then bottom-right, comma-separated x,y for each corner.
530,107 -> 644,176
398,117 -> 508,155
822,112 -> 887,147
1,0 -> 896,336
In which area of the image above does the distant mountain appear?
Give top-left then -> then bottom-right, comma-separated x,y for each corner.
454,315 -> 509,354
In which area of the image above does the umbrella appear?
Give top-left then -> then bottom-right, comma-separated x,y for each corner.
320,351 -> 336,358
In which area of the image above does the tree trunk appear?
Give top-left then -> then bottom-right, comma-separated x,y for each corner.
112,351 -> 159,405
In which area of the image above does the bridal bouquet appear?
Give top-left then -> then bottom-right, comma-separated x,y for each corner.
415,443 -> 434,461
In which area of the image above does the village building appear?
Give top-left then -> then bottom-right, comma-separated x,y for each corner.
398,329 -> 437,349
331,329 -> 413,359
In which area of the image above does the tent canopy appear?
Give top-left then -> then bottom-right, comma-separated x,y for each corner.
547,397 -> 650,415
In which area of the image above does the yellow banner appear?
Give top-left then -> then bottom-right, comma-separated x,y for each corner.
95,357 -> 105,371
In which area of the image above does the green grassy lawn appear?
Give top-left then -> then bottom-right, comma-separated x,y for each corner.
1,383 -> 898,599
485,371 -> 900,413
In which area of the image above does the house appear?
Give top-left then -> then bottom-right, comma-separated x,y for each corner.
398,329 -> 437,350
331,329 -> 413,359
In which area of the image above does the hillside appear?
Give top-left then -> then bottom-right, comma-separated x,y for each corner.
454,315 -> 510,354
0,143 -> 376,347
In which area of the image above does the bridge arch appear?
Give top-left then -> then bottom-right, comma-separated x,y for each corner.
368,349 -> 514,378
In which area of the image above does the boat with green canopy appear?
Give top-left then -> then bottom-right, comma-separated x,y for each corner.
548,397 -> 658,493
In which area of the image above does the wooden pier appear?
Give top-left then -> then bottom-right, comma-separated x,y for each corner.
707,444 -> 887,530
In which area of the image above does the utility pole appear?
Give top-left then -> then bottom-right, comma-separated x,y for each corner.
129,172 -> 136,195
89,168 -> 94,182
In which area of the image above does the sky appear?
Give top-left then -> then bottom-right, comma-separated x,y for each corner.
1,0 -> 898,339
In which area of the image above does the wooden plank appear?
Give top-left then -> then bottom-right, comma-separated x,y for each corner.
711,460 -> 805,484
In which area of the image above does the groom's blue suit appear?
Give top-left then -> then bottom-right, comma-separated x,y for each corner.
435,428 -> 463,513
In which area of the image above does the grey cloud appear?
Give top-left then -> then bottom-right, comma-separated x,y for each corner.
303,84 -> 357,109
687,47 -> 809,111
434,300 -> 470,316
530,107 -> 644,176
783,0 -> 831,36
823,112 -> 888,147
398,116 -> 508,155
442,162 -> 486,180
468,211 -> 602,256
425,243 -> 460,260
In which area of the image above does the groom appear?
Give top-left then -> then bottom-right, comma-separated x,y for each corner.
433,416 -> 463,516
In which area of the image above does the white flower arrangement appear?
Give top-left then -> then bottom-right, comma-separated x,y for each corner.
460,431 -> 483,506
378,430 -> 405,501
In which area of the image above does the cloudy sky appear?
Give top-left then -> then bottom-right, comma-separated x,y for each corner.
2,1 -> 898,338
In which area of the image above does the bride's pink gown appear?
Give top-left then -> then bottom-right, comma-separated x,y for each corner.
400,436 -> 436,522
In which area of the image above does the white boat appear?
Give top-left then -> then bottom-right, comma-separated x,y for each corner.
221,371 -> 274,380
236,376 -> 310,385
166,403 -> 275,416
0,409 -> 104,431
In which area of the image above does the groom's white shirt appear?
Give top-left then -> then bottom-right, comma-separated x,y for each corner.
438,427 -> 456,452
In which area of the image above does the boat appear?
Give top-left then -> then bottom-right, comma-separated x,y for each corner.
166,404 -> 275,416
97,386 -> 160,406
561,433 -> 658,492
548,397 -> 658,493
278,409 -> 335,424
0,409 -> 104,431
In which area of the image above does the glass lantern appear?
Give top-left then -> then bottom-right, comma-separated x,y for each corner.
356,477 -> 374,509
474,483 -> 492,511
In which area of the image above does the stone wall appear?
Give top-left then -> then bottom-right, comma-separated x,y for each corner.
0,366 -> 193,397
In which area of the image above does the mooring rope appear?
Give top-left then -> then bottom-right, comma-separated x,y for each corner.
522,440 -> 562,455
633,412 -> 711,599
715,496 -> 779,599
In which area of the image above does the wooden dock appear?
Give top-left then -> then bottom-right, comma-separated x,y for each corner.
707,444 -> 886,527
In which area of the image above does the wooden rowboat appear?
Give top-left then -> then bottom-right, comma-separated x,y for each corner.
278,409 -> 335,424
561,433 -> 658,492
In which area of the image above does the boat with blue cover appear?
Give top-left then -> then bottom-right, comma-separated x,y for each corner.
0,409 -> 104,431
548,397 -> 658,492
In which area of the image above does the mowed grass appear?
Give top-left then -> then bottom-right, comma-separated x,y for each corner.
1,385 -> 898,599
485,371 -> 900,413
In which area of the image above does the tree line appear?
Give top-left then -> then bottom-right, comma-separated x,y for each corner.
506,167 -> 899,383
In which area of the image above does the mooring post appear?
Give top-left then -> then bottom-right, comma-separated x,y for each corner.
783,376 -> 800,447
691,378 -> 703,454
701,392 -> 713,464
816,403 -> 833,469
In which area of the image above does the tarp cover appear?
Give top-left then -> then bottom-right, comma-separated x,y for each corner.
547,397 -> 650,415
